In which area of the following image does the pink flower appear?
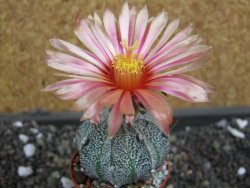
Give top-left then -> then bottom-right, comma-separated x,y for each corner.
43,2 -> 212,138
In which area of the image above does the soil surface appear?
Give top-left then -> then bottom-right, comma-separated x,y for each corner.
0,117 -> 249,188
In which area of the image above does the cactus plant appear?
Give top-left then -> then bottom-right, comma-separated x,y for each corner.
74,110 -> 170,187
43,1 -> 211,187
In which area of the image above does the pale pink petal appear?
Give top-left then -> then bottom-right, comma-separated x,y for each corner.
120,91 -> 135,115
145,76 -> 210,102
125,115 -> 134,124
175,74 -> 214,93
137,11 -> 168,58
42,79 -> 83,92
148,45 -> 211,74
108,97 -> 123,138
90,115 -> 101,124
55,82 -> 86,96
81,102 -> 104,120
49,39 -> 107,71
74,19 -> 111,64
55,82 -> 107,100
146,34 -> 201,69
134,5 -> 148,43
148,61 -> 203,80
119,2 -> 130,42
100,89 -> 123,105
135,20 -> 152,54
94,22 -> 117,57
93,12 -> 102,25
89,23 -> 114,61
145,19 -> 179,61
128,6 -> 136,46
145,24 -> 193,65
133,89 -> 173,135
46,50 -> 108,79
103,9 -> 123,53
53,73 -> 113,84
73,86 -> 114,111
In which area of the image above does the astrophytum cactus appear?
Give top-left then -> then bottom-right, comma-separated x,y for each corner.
74,110 -> 170,187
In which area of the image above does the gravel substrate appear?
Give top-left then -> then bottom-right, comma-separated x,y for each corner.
0,117 -> 249,188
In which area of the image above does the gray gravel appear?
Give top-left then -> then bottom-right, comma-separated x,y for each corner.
0,117 -> 249,188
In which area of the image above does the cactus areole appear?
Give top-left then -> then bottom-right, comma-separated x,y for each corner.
74,110 -> 170,187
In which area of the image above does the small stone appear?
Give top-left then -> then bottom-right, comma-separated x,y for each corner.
19,134 -> 29,143
167,185 -> 174,188
100,182 -> 107,187
51,171 -> 60,179
235,118 -> 248,129
203,161 -> 212,171
47,176 -> 57,187
36,133 -> 43,140
212,140 -> 220,150
13,121 -> 23,128
185,126 -> 191,132
202,180 -> 210,187
30,128 -> 39,134
93,180 -> 99,186
216,119 -> 228,128
31,120 -> 39,127
223,144 -> 231,152
23,144 -> 36,157
237,167 -> 246,176
171,146 -> 177,153
60,177 -> 74,188
227,126 -> 245,139
18,166 -> 33,177
186,169 -> 193,175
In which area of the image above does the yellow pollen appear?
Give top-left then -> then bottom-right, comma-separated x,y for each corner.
112,54 -> 144,74
111,40 -> 145,90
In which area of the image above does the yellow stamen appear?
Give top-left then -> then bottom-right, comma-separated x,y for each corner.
112,40 -> 144,90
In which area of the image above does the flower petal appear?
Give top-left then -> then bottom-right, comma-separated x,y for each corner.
146,34 -> 201,70
74,18 -> 111,65
119,2 -> 130,42
49,39 -> 108,72
46,50 -> 108,79
93,22 -> 117,57
145,19 -> 179,61
89,19 -> 116,61
137,11 -> 168,58
81,102 -> 104,121
108,96 -> 123,138
55,82 -> 107,100
134,5 -> 148,42
120,91 -> 135,115
128,6 -> 136,46
145,24 -> 194,66
145,76 -> 210,102
42,79 -> 83,92
100,89 -> 123,105
148,61 -> 203,80
175,74 -> 214,93
73,86 -> 114,111
133,89 -> 173,135
148,45 -> 211,74
54,72 -> 112,84
103,9 -> 123,54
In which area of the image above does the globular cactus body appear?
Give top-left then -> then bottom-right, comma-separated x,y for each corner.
74,111 -> 170,187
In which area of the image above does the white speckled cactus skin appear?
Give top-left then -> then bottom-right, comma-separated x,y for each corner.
74,110 -> 170,187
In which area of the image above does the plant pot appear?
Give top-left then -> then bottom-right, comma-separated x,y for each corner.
69,151 -> 170,188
